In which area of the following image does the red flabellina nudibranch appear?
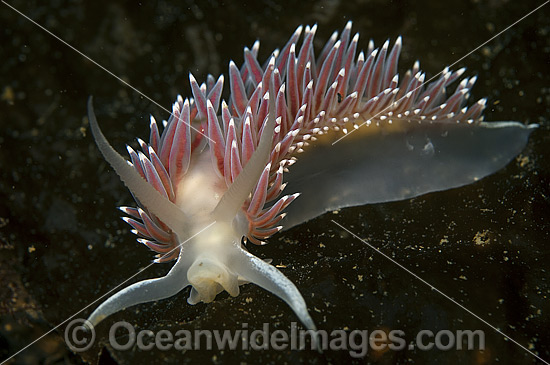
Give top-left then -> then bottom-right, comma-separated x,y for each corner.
86,21 -> 537,331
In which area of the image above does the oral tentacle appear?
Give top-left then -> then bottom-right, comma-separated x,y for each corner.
87,251 -> 193,327
227,243 -> 316,332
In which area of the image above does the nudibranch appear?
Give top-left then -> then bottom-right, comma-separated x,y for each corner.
86,21 -> 537,331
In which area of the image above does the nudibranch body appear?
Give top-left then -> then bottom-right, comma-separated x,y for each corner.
86,21 -> 536,331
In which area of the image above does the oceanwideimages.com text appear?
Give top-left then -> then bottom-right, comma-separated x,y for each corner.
65,319 -> 485,357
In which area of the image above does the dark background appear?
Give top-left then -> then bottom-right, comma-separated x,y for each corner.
1,0 -> 549,363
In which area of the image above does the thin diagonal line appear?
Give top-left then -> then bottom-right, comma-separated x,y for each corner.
332,0 -> 549,145
332,220 -> 549,364
1,0 -> 215,144
1,221 -> 217,364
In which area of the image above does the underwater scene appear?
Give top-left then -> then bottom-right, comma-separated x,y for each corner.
1,0 -> 549,363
